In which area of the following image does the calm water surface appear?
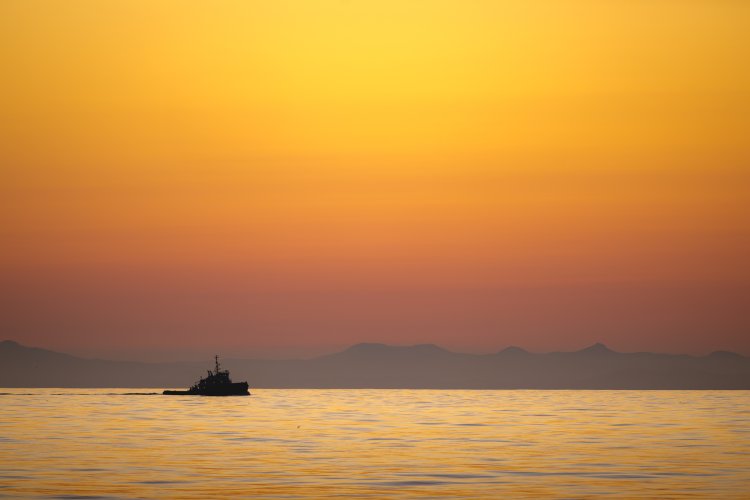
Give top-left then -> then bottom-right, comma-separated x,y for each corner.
0,389 -> 748,499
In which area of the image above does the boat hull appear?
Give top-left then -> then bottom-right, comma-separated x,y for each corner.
163,382 -> 250,396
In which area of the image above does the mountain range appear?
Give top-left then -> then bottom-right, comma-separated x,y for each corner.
1,340 -> 748,389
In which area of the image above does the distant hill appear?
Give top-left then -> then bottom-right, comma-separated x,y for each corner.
1,339 -> 749,389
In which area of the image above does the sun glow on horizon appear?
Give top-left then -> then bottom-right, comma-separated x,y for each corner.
1,0 -> 749,357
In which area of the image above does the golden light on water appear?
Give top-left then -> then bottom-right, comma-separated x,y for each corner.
1,390 -> 749,498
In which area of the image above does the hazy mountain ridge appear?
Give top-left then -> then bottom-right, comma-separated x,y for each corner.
1,340 -> 749,389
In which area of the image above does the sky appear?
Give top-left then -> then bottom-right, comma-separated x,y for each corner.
1,0 -> 749,360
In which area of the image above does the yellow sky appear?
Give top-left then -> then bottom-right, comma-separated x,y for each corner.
1,1 -> 749,356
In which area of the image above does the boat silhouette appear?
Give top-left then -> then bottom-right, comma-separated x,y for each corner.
163,356 -> 250,396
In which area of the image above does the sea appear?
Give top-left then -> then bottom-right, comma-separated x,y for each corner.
0,389 -> 748,499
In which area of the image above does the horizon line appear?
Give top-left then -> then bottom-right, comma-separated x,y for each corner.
2,339 -> 745,364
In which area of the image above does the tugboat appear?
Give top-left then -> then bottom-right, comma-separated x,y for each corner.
163,356 -> 250,396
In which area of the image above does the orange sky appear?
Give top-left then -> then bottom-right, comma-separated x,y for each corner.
1,0 -> 749,359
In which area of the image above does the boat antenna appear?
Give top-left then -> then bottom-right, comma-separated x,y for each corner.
215,354 -> 220,374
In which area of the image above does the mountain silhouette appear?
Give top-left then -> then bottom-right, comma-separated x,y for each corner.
575,342 -> 616,355
329,342 -> 452,361
1,340 -> 749,389
497,346 -> 530,356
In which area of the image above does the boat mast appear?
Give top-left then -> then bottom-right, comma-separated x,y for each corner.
215,354 -> 221,374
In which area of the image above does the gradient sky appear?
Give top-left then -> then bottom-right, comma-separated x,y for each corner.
1,0 -> 749,360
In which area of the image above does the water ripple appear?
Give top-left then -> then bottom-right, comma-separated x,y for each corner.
0,389 -> 747,499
